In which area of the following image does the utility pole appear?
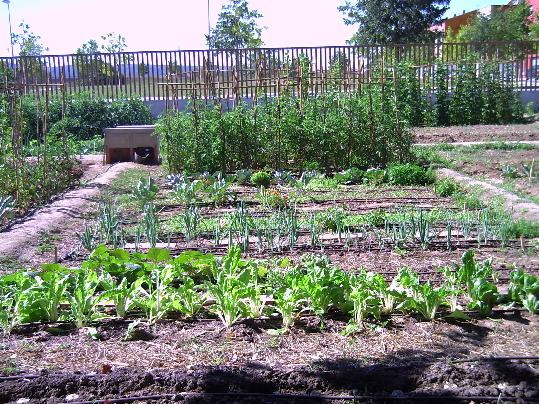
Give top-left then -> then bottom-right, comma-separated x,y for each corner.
3,0 -> 14,58
207,0 -> 211,46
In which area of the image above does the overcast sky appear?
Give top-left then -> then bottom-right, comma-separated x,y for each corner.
0,0 -> 508,56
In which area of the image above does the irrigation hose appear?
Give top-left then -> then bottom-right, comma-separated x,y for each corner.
60,391 -> 539,404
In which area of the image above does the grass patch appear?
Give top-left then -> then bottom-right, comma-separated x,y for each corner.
109,168 -> 151,195
429,141 -> 536,152
0,256 -> 27,274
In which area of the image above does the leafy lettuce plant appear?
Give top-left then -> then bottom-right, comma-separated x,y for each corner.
347,271 -> 381,325
131,175 -> 158,207
68,269 -> 104,328
100,273 -> 144,318
32,264 -> 70,323
410,282 -> 446,321
170,276 -> 205,318
508,269 -> 538,314
0,272 -> 35,335
205,246 -> 248,327
137,252 -> 175,325
468,277 -> 498,316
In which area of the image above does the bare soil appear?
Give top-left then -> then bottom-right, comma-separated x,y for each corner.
1,313 -> 537,403
437,168 -> 539,223
438,148 -> 539,201
1,149 -> 538,403
0,157 -> 141,269
414,123 -> 539,143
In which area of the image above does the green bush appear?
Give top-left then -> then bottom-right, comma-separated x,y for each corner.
387,164 -> 434,186
22,92 -> 154,141
413,147 -> 450,168
334,168 -> 365,185
110,97 -> 154,127
157,86 -> 414,174
435,178 -> 461,197
251,171 -> 272,188
364,168 -> 386,185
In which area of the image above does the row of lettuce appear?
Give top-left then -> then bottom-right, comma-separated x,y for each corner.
1,247 -> 537,336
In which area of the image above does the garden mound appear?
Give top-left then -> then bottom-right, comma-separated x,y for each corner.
1,358 -> 537,403
415,123 -> 539,144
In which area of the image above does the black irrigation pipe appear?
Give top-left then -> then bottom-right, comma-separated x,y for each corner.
450,356 -> 539,364
60,391 -> 539,404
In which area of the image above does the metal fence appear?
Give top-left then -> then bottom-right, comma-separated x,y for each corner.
1,40 -> 539,100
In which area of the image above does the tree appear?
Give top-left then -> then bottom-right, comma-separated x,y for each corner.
338,0 -> 449,44
206,0 -> 264,49
451,3 -> 532,42
100,32 -> 128,53
11,22 -> 48,56
74,34 -> 129,86
76,39 -> 99,55
75,40 -> 105,85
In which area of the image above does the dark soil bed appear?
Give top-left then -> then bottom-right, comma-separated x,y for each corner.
1,313 -> 538,403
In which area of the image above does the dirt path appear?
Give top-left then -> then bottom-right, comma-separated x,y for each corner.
414,122 -> 539,143
415,140 -> 539,147
0,160 -> 139,266
436,168 -> 539,222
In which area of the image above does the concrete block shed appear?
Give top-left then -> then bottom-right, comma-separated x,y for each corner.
103,125 -> 159,164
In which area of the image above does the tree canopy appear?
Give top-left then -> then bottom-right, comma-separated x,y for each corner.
448,3 -> 533,42
338,0 -> 450,45
11,22 -> 48,56
206,0 -> 264,49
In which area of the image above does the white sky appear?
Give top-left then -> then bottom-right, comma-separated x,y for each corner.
0,0 -> 508,56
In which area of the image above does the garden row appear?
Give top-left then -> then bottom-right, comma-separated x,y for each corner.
75,167 -> 539,258
1,246 -> 537,337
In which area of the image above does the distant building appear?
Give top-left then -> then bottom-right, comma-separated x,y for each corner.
432,1 -> 539,37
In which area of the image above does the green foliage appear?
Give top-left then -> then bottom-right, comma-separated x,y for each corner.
68,269 -> 103,327
206,0 -> 264,49
131,175 -> 158,207
11,22 -> 48,56
387,163 -> 434,186
435,178 -> 461,197
157,87 -> 414,173
348,270 -> 381,325
22,93 -> 154,141
1,247 -> 538,335
0,196 -> 14,221
333,168 -> 365,185
456,3 -> 532,43
251,171 -> 272,188
338,0 -> 449,44
509,270 -> 539,314
363,168 -> 386,185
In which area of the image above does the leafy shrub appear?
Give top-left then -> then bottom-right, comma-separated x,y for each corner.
251,171 -> 272,188
501,163 -> 519,179
110,97 -> 154,127
157,86 -> 414,174
413,147 -> 450,168
22,92 -> 154,141
455,193 -> 484,210
364,168 -> 386,185
387,164 -> 434,186
435,178 -> 461,197
334,168 -> 365,185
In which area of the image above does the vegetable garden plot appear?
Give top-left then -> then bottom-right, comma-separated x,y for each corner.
1,168 -> 538,403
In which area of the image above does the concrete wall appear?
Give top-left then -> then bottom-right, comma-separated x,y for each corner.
144,89 -> 539,118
